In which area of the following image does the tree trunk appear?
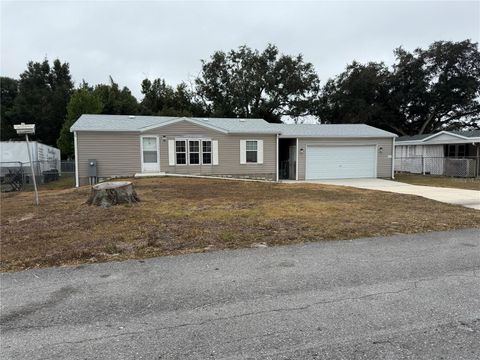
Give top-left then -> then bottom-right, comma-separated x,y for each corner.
86,181 -> 140,208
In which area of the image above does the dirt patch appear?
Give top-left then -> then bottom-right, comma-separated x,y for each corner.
1,177 -> 479,271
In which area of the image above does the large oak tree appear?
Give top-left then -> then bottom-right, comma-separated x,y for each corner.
317,40 -> 480,135
195,44 -> 320,123
140,78 -> 205,117
390,40 -> 480,134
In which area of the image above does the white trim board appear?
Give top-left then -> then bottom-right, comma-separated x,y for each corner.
139,117 -> 229,134
74,131 -> 79,187
421,131 -> 470,142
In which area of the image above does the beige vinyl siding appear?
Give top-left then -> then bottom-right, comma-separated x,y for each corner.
297,137 -> 393,180
144,120 -> 276,179
77,131 -> 140,185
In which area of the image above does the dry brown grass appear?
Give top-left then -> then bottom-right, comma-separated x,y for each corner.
1,177 -> 479,271
395,173 -> 480,191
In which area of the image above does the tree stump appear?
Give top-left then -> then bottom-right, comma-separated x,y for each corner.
86,181 -> 140,208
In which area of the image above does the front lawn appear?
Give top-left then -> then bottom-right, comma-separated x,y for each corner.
1,177 -> 479,271
395,173 -> 480,191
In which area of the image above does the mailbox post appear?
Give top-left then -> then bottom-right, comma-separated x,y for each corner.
13,123 -> 39,206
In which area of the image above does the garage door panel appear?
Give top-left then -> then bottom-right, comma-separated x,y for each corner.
306,145 -> 376,180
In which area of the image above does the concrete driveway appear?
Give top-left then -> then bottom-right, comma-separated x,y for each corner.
305,178 -> 480,209
1,229 -> 479,359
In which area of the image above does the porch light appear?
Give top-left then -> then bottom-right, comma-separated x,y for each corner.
379,146 -> 384,153
162,135 -> 167,142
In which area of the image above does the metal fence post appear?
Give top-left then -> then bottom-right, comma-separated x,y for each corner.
25,134 -> 39,205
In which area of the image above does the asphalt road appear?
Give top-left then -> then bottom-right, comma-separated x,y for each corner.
1,229 -> 480,360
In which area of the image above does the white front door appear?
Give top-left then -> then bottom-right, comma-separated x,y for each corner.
306,145 -> 376,180
141,136 -> 160,173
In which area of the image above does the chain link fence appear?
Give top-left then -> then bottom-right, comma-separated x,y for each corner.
395,156 -> 479,178
1,160 -> 75,192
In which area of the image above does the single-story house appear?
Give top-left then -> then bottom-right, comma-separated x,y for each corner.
70,114 -> 396,186
395,130 -> 480,177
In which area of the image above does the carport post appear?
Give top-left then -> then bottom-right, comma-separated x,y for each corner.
275,133 -> 279,182
391,137 -> 395,179
296,137 -> 299,180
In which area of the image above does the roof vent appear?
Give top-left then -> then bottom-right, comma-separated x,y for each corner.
128,115 -> 136,119
202,118 -> 209,121
239,119 -> 246,122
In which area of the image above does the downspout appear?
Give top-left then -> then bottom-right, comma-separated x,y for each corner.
391,136 -> 395,179
295,137 -> 299,181
74,131 -> 79,187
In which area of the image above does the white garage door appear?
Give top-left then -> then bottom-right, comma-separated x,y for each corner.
306,145 -> 376,180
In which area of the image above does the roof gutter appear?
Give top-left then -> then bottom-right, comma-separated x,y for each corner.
278,134 -> 397,139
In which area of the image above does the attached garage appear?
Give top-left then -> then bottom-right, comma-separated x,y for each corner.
305,145 -> 377,180
275,124 -> 396,181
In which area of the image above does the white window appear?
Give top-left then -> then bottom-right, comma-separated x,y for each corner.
189,140 -> 200,165
202,140 -> 212,164
246,140 -> 258,163
171,138 -> 216,165
240,139 -> 263,164
176,140 -> 187,165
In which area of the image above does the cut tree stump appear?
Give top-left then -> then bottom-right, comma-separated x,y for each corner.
86,181 -> 140,208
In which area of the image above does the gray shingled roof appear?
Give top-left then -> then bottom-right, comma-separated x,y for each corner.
70,114 -> 276,133
71,115 -> 184,132
397,129 -> 480,142
396,133 -> 430,142
71,114 -> 397,138
452,129 -> 480,138
272,124 -> 396,138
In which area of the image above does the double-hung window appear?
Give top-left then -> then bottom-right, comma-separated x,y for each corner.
202,140 -> 212,164
189,140 -> 200,165
246,140 -> 258,163
176,140 -> 187,165
174,138 -> 213,165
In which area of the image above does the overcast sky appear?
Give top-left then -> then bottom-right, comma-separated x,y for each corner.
1,1 -> 479,99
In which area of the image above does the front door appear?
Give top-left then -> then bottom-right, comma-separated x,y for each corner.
141,136 -> 160,173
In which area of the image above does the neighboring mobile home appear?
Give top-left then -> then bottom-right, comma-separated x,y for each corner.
395,130 -> 480,177
70,114 -> 396,186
